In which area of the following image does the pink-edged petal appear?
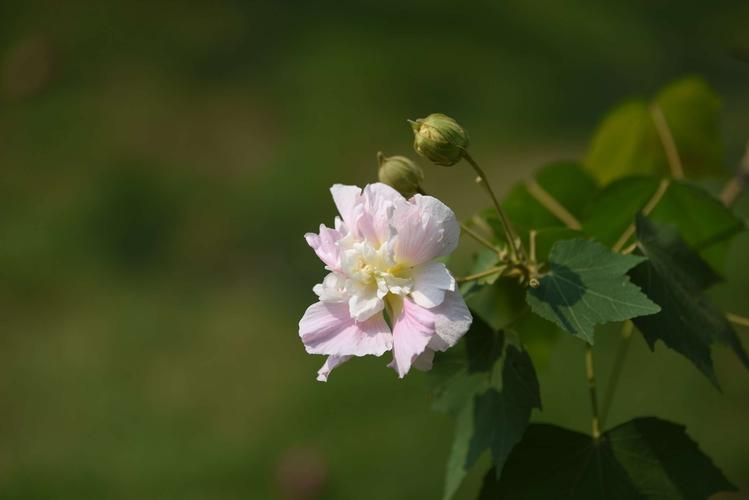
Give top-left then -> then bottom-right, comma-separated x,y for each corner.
305,224 -> 343,271
412,348 -> 435,371
330,184 -> 362,231
427,290 -> 473,352
316,355 -> 352,382
358,183 -> 406,246
410,261 -> 457,308
299,301 -> 392,356
393,194 -> 460,265
389,297 -> 435,378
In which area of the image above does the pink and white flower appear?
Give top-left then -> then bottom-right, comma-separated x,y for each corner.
299,183 -> 472,381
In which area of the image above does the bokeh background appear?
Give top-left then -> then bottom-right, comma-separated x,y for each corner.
2,1 -> 749,499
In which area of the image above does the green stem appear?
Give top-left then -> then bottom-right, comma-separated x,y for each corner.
600,321 -> 633,428
460,222 -> 503,256
585,344 -> 601,439
463,152 -> 524,262
457,266 -> 506,284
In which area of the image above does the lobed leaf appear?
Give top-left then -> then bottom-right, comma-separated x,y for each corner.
430,316 -> 541,500
479,417 -> 736,499
526,239 -> 660,343
629,215 -> 749,388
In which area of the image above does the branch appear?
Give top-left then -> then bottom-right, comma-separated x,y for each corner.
525,179 -> 582,230
651,104 -> 684,179
720,141 -> 749,207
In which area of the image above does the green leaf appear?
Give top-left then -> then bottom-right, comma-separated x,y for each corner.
479,417 -> 736,499
526,239 -> 660,343
443,344 -> 541,500
429,315 -> 503,415
582,178 -> 744,274
483,161 -> 595,242
629,216 -> 749,388
465,277 -> 527,331
585,77 -> 724,183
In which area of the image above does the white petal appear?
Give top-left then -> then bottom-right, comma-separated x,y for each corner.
313,273 -> 347,303
410,261 -> 457,308
299,301 -> 392,356
348,284 -> 384,321
330,184 -> 362,231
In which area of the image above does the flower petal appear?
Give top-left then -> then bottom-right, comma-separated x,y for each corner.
299,301 -> 392,356
330,184 -> 362,231
410,261 -> 457,308
305,224 -> 343,271
393,194 -> 460,265
389,297 -> 435,378
427,290 -> 473,352
358,183 -> 406,246
347,282 -> 385,321
412,349 -> 435,371
316,355 -> 352,382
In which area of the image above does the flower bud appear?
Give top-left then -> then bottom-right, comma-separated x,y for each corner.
377,152 -> 424,198
409,113 -> 469,166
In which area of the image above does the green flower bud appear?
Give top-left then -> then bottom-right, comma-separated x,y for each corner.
377,152 -> 424,198
409,113 -> 469,166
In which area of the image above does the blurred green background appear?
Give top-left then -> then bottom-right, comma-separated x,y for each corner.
1,1 -> 748,499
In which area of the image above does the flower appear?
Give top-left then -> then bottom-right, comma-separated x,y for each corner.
300,183 -> 472,381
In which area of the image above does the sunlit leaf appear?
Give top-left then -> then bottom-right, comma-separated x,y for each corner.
479,417 -> 736,499
526,239 -> 660,343
585,77 -> 725,183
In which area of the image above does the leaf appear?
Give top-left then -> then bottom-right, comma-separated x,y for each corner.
526,239 -> 660,343
629,215 -> 749,388
479,417 -> 736,499
465,277 -> 527,331
483,161 -> 596,242
585,77 -> 724,183
443,344 -> 541,500
429,315 -> 503,415
582,178 -> 744,274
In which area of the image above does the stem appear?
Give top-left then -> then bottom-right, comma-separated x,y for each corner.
463,152 -> 523,261
612,178 -> 671,252
460,222 -> 503,256
727,312 -> 749,329
525,179 -> 582,230
457,266 -> 506,284
585,344 -> 601,439
720,141 -> 749,207
600,321 -> 633,427
651,104 -> 684,179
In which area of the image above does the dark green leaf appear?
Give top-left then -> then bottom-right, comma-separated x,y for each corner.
582,178 -> 744,274
526,239 -> 660,343
630,216 -> 749,388
479,417 -> 736,499
585,77 -> 725,183
443,343 -> 541,500
429,315 -> 503,415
